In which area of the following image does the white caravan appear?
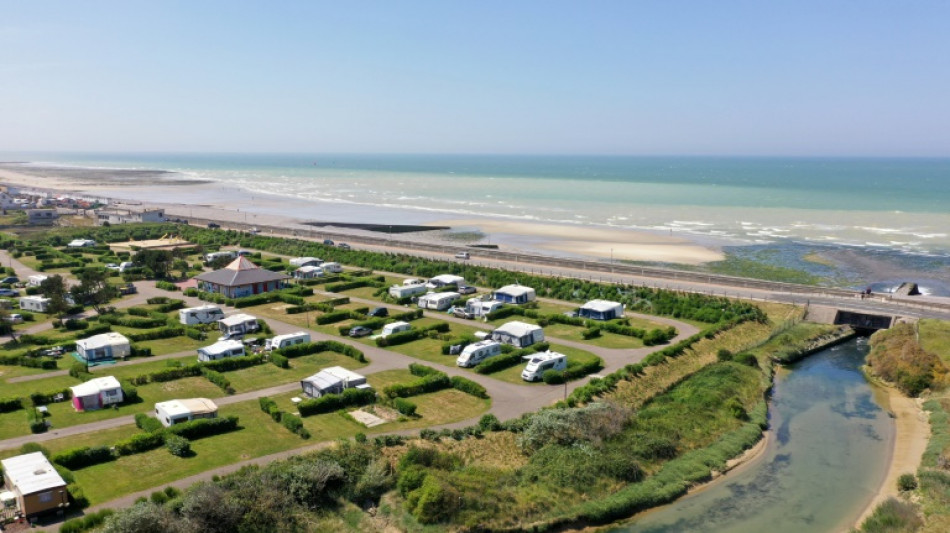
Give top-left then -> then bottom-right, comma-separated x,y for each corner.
456,340 -> 502,368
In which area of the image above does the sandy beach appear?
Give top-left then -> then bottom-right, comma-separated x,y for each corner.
0,166 -> 724,265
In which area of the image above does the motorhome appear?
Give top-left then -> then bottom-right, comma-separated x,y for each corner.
197,339 -> 245,362
521,351 -> 568,382
417,291 -> 460,311
266,331 -> 311,351
380,321 -> 412,338
178,305 -> 225,325
456,340 -> 502,368
389,283 -> 428,299
322,262 -> 343,274
217,313 -> 259,339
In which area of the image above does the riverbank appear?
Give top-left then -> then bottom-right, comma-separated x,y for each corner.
852,383 -> 930,530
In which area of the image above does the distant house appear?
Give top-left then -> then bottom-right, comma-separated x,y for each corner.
300,366 -> 369,398
294,265 -> 323,279
493,284 -> 537,305
26,209 -> 59,226
0,452 -> 68,518
154,398 -> 218,427
490,321 -> 545,348
578,299 -> 624,321
75,332 -> 131,363
95,207 -> 165,225
70,376 -> 124,411
195,256 -> 289,298
19,296 -> 51,313
289,257 -> 322,268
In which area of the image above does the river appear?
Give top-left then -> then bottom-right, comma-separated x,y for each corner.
616,337 -> 894,533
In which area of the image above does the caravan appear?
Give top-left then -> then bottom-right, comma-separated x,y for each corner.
322,262 -> 343,274
178,305 -> 225,325
456,340 -> 502,368
266,331 -> 311,351
389,283 -> 428,299
217,313 -> 259,339
417,291 -> 461,311
380,321 -> 412,338
197,340 -> 245,362
521,351 -> 568,382
19,296 -> 51,313
465,298 -> 504,318
204,251 -> 237,264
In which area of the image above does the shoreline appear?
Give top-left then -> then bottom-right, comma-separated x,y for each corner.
850,381 -> 930,530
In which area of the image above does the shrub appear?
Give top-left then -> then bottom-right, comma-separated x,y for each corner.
52,446 -> 115,469
393,397 -> 418,416
542,369 -> 566,384
897,473 -> 918,491
383,372 -> 451,399
165,434 -> 192,457
269,352 -> 289,368
59,509 -> 115,533
717,348 -> 733,362
114,431 -> 165,456
134,413 -> 164,433
0,397 -> 22,413
165,416 -> 239,440
281,413 -> 307,437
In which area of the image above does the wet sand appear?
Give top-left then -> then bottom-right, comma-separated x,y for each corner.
0,166 -> 724,265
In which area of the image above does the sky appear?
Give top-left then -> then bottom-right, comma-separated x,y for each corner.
1,1 -> 948,156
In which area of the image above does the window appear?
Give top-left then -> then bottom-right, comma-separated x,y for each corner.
39,491 -> 53,503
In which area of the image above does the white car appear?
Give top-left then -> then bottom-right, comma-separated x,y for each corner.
105,263 -> 121,270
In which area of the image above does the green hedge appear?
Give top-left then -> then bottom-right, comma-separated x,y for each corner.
0,397 -> 23,413
450,376 -> 489,399
274,340 -> 366,362
114,431 -> 165,456
474,346 -> 539,375
127,326 -> 184,342
298,388 -> 377,416
134,412 -> 164,433
164,416 -> 239,439
393,397 -> 418,416
59,509 -> 116,533
52,446 -> 115,470
383,372 -> 451,399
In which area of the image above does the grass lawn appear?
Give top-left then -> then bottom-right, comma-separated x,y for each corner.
1,374 -> 79,402
69,400 -> 312,505
920,319 -> 950,364
133,333 -> 222,356
365,369 -> 415,390
0,362 -> 63,381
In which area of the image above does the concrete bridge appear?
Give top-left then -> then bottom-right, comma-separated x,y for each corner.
805,305 -> 901,331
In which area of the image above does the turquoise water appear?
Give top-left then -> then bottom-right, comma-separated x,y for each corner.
616,338 -> 893,533
3,153 -> 950,253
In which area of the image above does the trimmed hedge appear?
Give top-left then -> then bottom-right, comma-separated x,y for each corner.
164,416 -> 239,440
274,340 -> 367,363
298,388 -> 377,416
135,413 -> 164,433
114,431 -> 165,456
127,326 -> 185,342
52,446 -> 115,470
450,376 -> 489,399
0,397 -> 23,413
383,372 -> 451,399
393,397 -> 418,416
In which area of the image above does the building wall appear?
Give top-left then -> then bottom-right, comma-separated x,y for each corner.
21,486 -> 68,516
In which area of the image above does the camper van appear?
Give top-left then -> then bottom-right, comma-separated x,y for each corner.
266,331 -> 311,351
456,340 -> 502,368
417,291 -> 461,311
521,351 -> 568,382
178,305 -> 225,325
197,339 -> 245,362
389,283 -> 428,299
217,314 -> 259,339
322,262 -> 343,274
380,321 -> 412,338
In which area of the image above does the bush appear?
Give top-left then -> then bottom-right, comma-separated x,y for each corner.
52,446 -> 115,469
59,508 -> 116,533
281,413 -> 307,437
114,431 -> 165,456
298,388 -> 377,416
134,413 -> 164,433
897,472 -> 918,491
269,352 -> 289,368
542,369 -> 566,384
164,416 -> 239,440
383,372 -> 451,399
0,397 -> 22,413
450,376 -> 489,398
165,434 -> 192,457
393,397 -> 418,416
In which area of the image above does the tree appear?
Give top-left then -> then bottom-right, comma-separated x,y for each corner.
0,308 -> 18,341
38,274 -> 71,316
134,250 -> 173,279
70,269 -> 117,315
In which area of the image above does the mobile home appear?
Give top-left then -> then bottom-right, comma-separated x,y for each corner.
521,351 -> 568,382
1,452 -> 68,518
19,295 -> 51,313
494,284 -> 537,305
578,299 -> 625,321
490,321 -> 544,348
426,274 -> 464,289
380,321 -> 412,338
266,331 -> 311,351
389,283 -> 428,299
178,305 -> 225,325
294,265 -> 324,279
197,339 -> 245,362
75,332 -> 131,362
70,376 -> 124,411
465,298 -> 504,318
218,313 -> 259,338
417,291 -> 460,311
300,366 -> 369,397
154,398 -> 219,427
27,274 -> 49,287
289,257 -> 322,268
456,340 -> 502,368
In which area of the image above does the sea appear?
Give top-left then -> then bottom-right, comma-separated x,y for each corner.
3,152 -> 949,292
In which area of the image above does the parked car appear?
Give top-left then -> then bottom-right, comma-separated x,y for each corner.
348,325 -> 372,337
323,239 -> 334,246
337,243 -> 351,249
457,284 -> 476,295
105,263 -> 120,270
453,308 -> 474,320
0,288 -> 19,297
1,276 -> 19,284
455,252 -> 470,259
118,283 -> 137,295
367,307 -> 389,318
207,222 -> 221,229
4,314 -> 23,324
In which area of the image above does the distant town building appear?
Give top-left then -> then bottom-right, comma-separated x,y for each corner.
26,209 -> 59,225
95,207 -> 166,225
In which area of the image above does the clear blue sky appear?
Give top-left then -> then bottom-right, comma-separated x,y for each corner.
2,1 -> 948,156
